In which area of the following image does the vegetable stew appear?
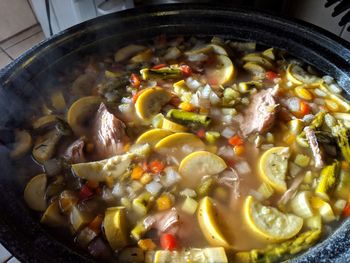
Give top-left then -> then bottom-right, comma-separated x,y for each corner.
10,35 -> 350,262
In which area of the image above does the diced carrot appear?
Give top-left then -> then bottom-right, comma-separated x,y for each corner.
152,63 -> 167,69
342,203 -> 350,217
88,215 -> 103,234
342,161 -> 350,170
233,145 -> 245,156
138,239 -> 157,251
284,133 -> 296,145
140,173 -> 153,185
208,79 -> 218,86
156,194 -> 173,211
132,91 -> 142,103
123,143 -> 131,152
265,71 -> 278,81
148,160 -> 165,174
196,128 -> 206,139
131,165 -> 145,180
299,101 -> 311,117
86,180 -> 99,189
130,73 -> 141,88
180,64 -> 192,77
199,107 -> 209,114
228,135 -> 244,146
179,102 -> 195,112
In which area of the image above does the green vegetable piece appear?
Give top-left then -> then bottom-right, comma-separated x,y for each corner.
294,154 -> 310,167
197,177 -> 215,197
296,112 -> 325,148
131,221 -> 147,241
238,81 -> 262,93
140,67 -> 182,80
335,170 -> 350,200
132,192 -> 154,216
166,109 -> 211,127
332,124 -> 350,162
315,160 -> 340,200
205,131 -> 220,144
223,87 -> 240,106
241,229 -> 321,263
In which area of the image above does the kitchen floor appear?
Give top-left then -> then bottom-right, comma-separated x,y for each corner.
0,24 -> 45,69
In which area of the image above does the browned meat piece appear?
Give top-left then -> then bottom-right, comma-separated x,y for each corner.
304,126 -> 325,168
64,138 -> 86,163
143,208 -> 180,233
240,88 -> 278,137
93,103 -> 128,159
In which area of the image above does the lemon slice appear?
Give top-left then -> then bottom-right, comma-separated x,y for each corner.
135,87 -> 171,120
244,196 -> 303,241
259,147 -> 290,193
154,132 -> 205,158
179,151 -> 227,179
135,128 -> 173,147
197,197 -> 230,248
286,64 -> 321,85
206,55 -> 235,85
242,53 -> 273,69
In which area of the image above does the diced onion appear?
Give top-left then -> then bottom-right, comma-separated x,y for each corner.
314,88 -> 327,97
235,161 -> 251,175
201,85 -> 212,99
180,188 -> 197,198
222,115 -> 233,124
286,97 -> 301,112
187,53 -> 208,62
302,114 -> 315,123
164,47 -> 181,60
145,181 -> 162,196
217,146 -> 234,159
121,97 -> 132,104
161,167 -> 181,187
289,162 -> 302,177
221,127 -> 235,139
329,83 -> 342,94
186,77 -> 201,90
209,91 -> 221,105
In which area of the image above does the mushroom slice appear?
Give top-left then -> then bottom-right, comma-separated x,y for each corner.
24,173 -> 47,212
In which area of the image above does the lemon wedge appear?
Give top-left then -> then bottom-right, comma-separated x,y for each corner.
206,55 -> 235,85
244,196 -> 303,241
154,133 -> 205,159
197,197 -> 230,248
135,129 -> 173,147
135,87 -> 171,120
259,147 -> 290,193
179,151 -> 227,187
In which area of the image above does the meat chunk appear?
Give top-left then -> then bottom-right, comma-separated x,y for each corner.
143,208 -> 179,233
93,103 -> 128,158
64,138 -> 86,163
240,88 -> 278,137
304,126 -> 324,168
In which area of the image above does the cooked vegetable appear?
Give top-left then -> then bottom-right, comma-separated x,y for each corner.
32,129 -> 62,163
41,201 -> 66,227
290,191 -> 313,218
166,109 -> 211,127
10,130 -> 32,159
24,173 -> 47,212
244,196 -> 303,241
103,207 -> 129,250
205,54 -> 235,85
315,161 -> 340,200
259,147 -> 290,193
114,44 -> 147,62
135,87 -> 172,120
161,118 -> 188,132
136,129 -> 173,147
197,197 -> 230,248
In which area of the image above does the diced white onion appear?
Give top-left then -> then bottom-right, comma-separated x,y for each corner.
302,114 -> 315,123
161,167 -> 181,187
190,93 -> 200,106
322,75 -> 334,84
112,183 -> 125,197
260,144 -> 274,150
209,91 -> 221,105
210,107 -> 221,117
186,77 -> 201,90
118,103 -> 132,113
201,84 -> 212,99
187,53 -> 208,62
145,181 -> 162,196
231,114 -> 243,123
289,162 -> 302,177
221,127 -> 235,139
121,97 -> 132,104
179,188 -> 197,198
164,47 -> 181,60
286,97 -> 301,112
235,161 -> 251,175
314,88 -> 327,97
329,83 -> 342,94
222,115 -> 233,124
217,146 -> 234,159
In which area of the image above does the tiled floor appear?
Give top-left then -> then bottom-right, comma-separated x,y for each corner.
0,24 -> 45,69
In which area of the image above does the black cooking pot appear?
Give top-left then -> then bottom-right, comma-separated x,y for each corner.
1,4 -> 350,262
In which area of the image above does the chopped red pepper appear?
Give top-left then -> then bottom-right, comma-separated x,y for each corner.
180,64 -> 192,77
196,128 -> 206,139
88,215 -> 103,234
208,79 -> 218,86
265,71 -> 278,81
79,185 -> 94,200
148,160 -> 165,174
152,63 -> 167,69
228,135 -> 244,146
130,73 -> 141,88
343,203 -> 350,217
160,233 -> 177,251
298,101 -> 311,117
